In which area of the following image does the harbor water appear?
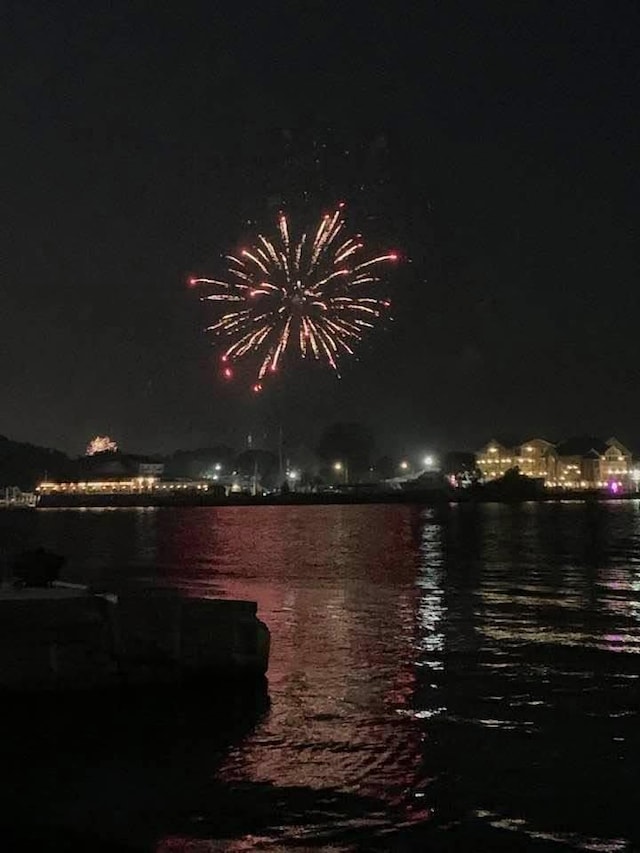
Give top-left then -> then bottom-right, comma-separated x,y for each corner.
0,501 -> 638,851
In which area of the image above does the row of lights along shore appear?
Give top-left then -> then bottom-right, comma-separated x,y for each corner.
285,455 -> 438,484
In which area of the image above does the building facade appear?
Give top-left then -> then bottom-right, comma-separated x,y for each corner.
477,436 -> 635,490
477,438 -> 557,483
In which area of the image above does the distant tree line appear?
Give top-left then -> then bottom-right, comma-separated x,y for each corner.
0,424 -> 477,491
0,436 -> 71,490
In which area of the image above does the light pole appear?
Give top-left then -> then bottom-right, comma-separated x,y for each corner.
333,460 -> 348,484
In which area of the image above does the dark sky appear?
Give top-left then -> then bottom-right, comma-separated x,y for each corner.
3,1 -> 640,458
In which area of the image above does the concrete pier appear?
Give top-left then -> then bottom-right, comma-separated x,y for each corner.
0,585 -> 269,691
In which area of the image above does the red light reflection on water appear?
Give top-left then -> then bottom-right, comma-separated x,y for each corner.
157,506 -> 433,811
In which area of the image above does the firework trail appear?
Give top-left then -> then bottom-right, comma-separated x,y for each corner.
190,204 -> 397,392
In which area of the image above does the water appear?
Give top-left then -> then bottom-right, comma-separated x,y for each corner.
1,501 -> 639,851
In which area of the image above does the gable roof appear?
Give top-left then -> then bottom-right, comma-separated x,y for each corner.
606,437 -> 632,455
479,437 -> 523,452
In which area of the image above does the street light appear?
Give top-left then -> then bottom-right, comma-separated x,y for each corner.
285,469 -> 299,492
333,461 -> 348,483
399,460 -> 409,471
422,455 -> 435,468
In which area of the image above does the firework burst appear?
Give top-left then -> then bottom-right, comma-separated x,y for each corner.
190,204 -> 397,391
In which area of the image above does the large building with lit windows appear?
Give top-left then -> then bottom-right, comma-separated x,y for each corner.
477,436 -> 635,491
477,438 -> 558,483
554,436 -> 633,491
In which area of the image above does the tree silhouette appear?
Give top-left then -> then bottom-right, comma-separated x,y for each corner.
234,450 -> 280,489
316,423 -> 374,482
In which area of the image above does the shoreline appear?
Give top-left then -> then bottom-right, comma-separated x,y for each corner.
26,489 -> 640,509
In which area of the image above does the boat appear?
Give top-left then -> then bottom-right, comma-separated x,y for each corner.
0,572 -> 270,692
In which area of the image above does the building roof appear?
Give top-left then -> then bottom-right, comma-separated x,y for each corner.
480,437 -> 522,451
479,435 -> 633,458
480,436 -> 556,453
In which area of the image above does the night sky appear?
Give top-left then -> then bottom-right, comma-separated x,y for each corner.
4,1 -> 639,458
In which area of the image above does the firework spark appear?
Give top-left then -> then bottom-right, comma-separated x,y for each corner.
190,205 -> 397,390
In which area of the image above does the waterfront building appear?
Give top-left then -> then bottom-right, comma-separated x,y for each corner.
35,472 -> 255,500
138,462 -> 165,478
477,438 -> 557,483
598,437 -> 633,485
477,436 -> 634,490
36,477 -> 212,496
552,437 -> 632,489
476,440 -> 516,480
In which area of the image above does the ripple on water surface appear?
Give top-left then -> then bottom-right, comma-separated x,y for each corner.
1,501 -> 639,850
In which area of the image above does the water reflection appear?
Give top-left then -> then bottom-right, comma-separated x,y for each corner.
0,506 -> 161,584
1,502 -> 640,849
201,507 -> 430,820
